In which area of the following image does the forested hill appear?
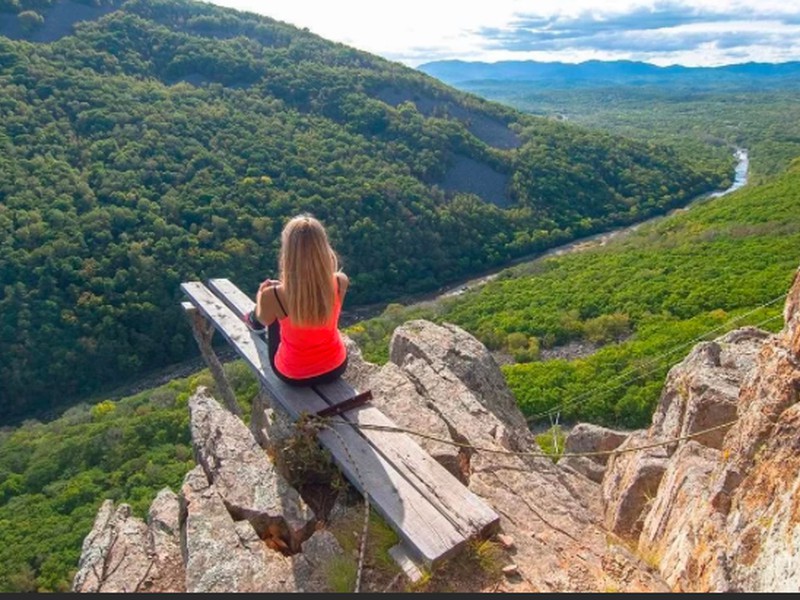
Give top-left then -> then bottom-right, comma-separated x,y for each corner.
0,0 -> 726,421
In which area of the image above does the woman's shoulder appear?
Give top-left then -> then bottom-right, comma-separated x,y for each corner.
335,271 -> 349,296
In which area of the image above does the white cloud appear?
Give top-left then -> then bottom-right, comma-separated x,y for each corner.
203,0 -> 800,66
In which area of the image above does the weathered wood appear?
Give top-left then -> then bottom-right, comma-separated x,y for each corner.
388,544 -> 424,583
315,382 -> 500,540
181,302 -> 243,419
206,278 -> 259,319
181,281 -> 467,566
206,278 -> 500,539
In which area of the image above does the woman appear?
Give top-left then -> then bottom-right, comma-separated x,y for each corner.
244,214 -> 349,386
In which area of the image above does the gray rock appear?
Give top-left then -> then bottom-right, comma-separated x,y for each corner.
650,328 -> 766,452
181,465 -> 302,592
637,441 -> 722,589
390,320 -> 535,450
564,423 -> 629,465
601,431 -> 669,540
72,498 -> 184,593
559,455 -> 608,483
341,334 -> 380,391
145,489 -> 185,592
189,387 -> 315,551
385,320 -> 669,592
250,387 -> 295,450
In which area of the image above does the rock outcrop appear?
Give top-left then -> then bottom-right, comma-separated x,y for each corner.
188,388 -> 314,551
599,268 -> 800,591
346,320 -> 668,592
72,491 -> 184,593
74,389 -> 343,593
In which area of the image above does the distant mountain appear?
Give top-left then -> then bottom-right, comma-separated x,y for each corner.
417,59 -> 800,88
0,0 -> 725,420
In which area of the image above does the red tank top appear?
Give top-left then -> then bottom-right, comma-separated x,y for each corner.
274,280 -> 346,379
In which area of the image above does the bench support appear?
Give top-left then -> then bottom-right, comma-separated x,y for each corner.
182,302 -> 243,419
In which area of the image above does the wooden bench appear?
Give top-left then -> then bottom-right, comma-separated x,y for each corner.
180,279 -> 499,575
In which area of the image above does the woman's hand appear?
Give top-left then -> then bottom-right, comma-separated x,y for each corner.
259,278 -> 280,294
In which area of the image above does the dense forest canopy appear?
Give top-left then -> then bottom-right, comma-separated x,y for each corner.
0,0 -> 728,420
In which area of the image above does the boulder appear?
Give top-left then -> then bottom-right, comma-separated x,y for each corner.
384,320 -> 669,592
390,320 -> 535,451
650,328 -> 767,452
558,455 -> 607,483
72,496 -> 184,593
563,423 -> 629,465
602,431 -> 669,540
189,387 -> 315,550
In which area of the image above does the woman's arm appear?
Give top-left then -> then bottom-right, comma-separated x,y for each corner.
336,272 -> 349,303
255,280 -> 282,325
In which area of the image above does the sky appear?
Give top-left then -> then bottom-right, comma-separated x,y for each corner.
205,0 -> 800,67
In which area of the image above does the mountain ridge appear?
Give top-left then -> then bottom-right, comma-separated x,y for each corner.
418,58 -> 800,88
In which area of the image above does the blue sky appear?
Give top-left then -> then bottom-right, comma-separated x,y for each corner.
206,1 -> 800,67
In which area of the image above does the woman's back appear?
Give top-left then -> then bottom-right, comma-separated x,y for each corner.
273,274 -> 347,380
252,214 -> 349,386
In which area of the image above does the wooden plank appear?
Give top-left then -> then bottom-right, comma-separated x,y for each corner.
206,277 -> 499,539
207,278 -> 257,317
314,381 -> 500,540
181,281 -> 467,566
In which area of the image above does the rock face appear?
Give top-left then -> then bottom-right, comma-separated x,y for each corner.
600,325 -> 769,543
72,491 -> 184,593
74,389 -> 343,593
188,388 -> 314,551
346,320 -> 668,592
601,268 -> 800,592
180,465 -> 339,593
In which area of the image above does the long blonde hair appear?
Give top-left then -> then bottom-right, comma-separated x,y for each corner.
279,214 -> 339,327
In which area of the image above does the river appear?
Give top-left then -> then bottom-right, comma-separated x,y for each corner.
340,148 -> 749,325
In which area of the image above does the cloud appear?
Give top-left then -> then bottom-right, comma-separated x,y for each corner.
474,1 -> 800,59
208,1 -> 800,66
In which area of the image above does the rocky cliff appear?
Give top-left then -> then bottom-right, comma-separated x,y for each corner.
582,268 -> 800,592
73,269 -> 800,592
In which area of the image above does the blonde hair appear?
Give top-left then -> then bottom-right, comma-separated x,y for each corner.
279,214 -> 338,327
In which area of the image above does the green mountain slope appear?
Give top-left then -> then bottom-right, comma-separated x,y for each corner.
350,159 -> 800,427
0,0 -> 726,420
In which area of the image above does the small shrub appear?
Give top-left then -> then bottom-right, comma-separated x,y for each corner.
535,425 -> 566,461
325,555 -> 358,592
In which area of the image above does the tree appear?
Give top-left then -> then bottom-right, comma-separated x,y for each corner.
17,10 -> 44,32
